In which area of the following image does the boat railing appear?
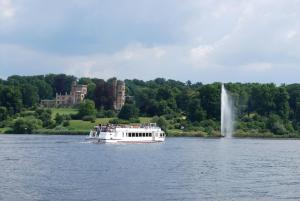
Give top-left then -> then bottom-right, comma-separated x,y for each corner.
99,123 -> 159,131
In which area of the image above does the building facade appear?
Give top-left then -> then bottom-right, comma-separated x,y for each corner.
111,79 -> 126,111
41,81 -> 87,107
41,79 -> 125,110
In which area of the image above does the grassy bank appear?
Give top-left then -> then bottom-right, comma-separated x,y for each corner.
0,116 -> 154,135
50,108 -> 78,119
33,129 -> 88,135
3,126 -> 300,138
1,106 -> 299,138
234,130 -> 300,138
167,129 -> 222,137
0,127 -> 11,134
67,118 -> 112,130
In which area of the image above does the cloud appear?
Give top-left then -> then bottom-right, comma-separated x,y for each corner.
286,30 -> 298,42
0,0 -> 14,19
1,0 -> 300,83
64,44 -> 173,80
242,62 -> 273,72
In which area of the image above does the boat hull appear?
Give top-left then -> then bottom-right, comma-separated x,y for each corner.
86,137 -> 165,143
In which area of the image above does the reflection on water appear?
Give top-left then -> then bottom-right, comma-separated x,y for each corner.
1,135 -> 300,201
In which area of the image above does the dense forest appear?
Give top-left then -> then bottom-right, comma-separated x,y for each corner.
1,74 -> 300,137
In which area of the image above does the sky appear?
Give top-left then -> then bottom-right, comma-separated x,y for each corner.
0,0 -> 300,83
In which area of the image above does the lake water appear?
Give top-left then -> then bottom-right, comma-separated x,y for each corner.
1,135 -> 300,201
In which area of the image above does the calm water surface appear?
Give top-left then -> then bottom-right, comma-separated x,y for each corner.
1,135 -> 300,201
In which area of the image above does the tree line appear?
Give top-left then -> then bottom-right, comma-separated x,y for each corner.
1,74 -> 300,135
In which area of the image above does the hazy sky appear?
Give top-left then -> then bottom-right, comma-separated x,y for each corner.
0,0 -> 300,83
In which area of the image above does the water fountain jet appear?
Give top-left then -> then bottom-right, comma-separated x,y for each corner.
221,84 -> 235,137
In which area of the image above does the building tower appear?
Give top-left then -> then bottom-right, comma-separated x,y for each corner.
115,80 -> 126,111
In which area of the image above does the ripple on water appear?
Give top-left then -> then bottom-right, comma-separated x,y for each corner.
1,136 -> 300,201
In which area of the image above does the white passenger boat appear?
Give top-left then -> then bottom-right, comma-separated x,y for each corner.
87,123 -> 165,143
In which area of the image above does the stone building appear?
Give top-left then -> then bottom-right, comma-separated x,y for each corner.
41,79 -> 125,110
40,99 -> 56,108
108,78 -> 126,110
41,81 -> 87,107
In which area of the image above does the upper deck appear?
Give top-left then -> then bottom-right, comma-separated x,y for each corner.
99,123 -> 162,133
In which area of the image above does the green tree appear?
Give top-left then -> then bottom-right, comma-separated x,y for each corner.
187,99 -> 207,122
267,114 -> 287,135
249,84 -> 276,116
93,79 -> 115,109
274,87 -> 290,119
152,116 -> 168,132
0,86 -> 22,114
12,117 -> 43,134
199,83 -> 221,120
35,108 -> 55,128
55,113 -> 64,125
21,84 -> 39,107
118,104 -> 139,120
176,89 -> 194,111
45,74 -> 76,95
0,106 -> 8,121
34,80 -> 53,99
78,100 -> 96,118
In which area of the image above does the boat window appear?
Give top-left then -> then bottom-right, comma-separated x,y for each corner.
129,133 -> 132,137
149,133 -> 152,137
139,133 -> 142,137
143,133 -> 145,137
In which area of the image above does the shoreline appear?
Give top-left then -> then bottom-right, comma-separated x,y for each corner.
1,130 -> 300,139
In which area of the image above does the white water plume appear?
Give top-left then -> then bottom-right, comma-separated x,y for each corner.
221,84 -> 235,137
